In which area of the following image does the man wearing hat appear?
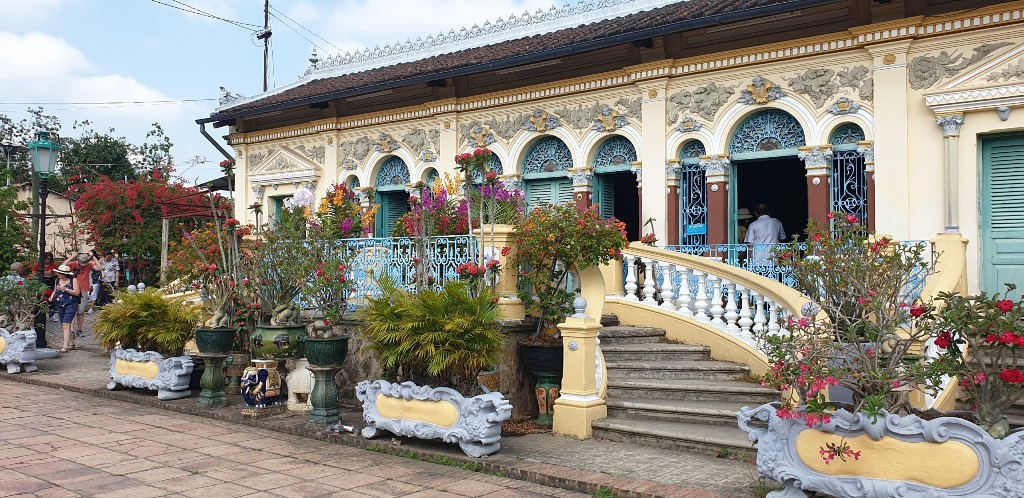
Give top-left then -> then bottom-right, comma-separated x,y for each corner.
96,250 -> 120,307
62,250 -> 99,338
736,208 -> 754,244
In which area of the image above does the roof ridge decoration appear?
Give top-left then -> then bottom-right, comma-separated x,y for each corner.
303,0 -> 682,80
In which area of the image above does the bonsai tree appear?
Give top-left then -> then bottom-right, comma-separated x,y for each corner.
0,271 -> 47,332
302,224 -> 356,338
360,275 -> 504,394
513,203 -> 628,342
93,289 -> 201,357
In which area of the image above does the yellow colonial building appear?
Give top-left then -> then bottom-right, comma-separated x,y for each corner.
196,0 -> 1024,452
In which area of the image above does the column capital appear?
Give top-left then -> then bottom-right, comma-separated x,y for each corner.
630,161 -> 642,184
250,186 -> 265,199
700,154 -> 730,183
936,114 -> 965,137
665,159 -> 682,185
798,145 -> 834,177
856,141 -> 875,173
568,167 -> 594,190
499,174 -> 522,193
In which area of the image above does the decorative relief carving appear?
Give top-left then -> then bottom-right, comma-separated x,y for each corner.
568,167 -> 594,188
555,102 -> 604,130
248,151 -> 270,171
483,115 -> 520,141
293,144 -> 325,165
701,155 -> 730,180
422,150 -> 438,162
987,57 -> 1024,82
523,109 -> 561,133
837,65 -> 872,102
401,128 -> 430,156
668,83 -> 736,123
785,69 -> 839,108
341,158 -> 359,171
459,123 -> 497,147
676,116 -> 702,133
340,137 -> 372,161
373,133 -> 400,153
592,105 -> 628,132
909,42 -> 1014,89
614,97 -> 642,121
827,97 -> 860,115
739,76 -> 785,105
883,54 -> 896,65
799,146 -> 834,176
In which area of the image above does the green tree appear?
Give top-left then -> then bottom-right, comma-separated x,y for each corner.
0,182 -> 31,269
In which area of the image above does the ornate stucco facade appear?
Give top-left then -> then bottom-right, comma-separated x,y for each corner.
201,0 -> 1024,295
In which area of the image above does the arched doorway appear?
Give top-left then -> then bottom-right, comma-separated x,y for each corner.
729,109 -> 808,242
829,123 -> 868,225
593,136 -> 640,241
678,139 -> 707,246
522,136 -> 573,209
374,156 -> 410,236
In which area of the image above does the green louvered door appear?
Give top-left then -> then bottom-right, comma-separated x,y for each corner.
525,178 -> 573,210
376,191 -> 409,236
596,175 -> 615,219
981,134 -> 1024,295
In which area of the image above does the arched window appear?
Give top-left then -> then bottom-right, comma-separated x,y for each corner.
829,123 -> 866,145
424,168 -> 439,188
679,140 -> 707,246
346,175 -> 360,190
593,136 -> 637,172
523,136 -> 572,175
729,110 -> 806,154
830,124 -> 868,225
680,140 -> 706,161
375,156 -> 410,187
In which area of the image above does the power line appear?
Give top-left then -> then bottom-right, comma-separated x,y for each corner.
0,99 -> 215,105
268,4 -> 345,54
148,0 -> 259,31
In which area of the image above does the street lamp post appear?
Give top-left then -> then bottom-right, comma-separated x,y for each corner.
27,131 -> 59,348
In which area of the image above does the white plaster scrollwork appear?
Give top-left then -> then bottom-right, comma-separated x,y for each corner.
799,146 -> 833,177
374,133 -> 400,153
738,76 -> 785,105
827,97 -> 861,115
341,158 -> 359,171
500,175 -> 522,192
676,115 -> 702,133
630,162 -> 642,187
665,160 -> 682,186
107,348 -> 193,401
701,155 -> 730,184
936,114 -> 965,137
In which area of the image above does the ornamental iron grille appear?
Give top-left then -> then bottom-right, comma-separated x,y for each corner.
831,148 -> 868,225
829,123 -> 866,145
729,110 -> 806,154
375,156 -> 410,188
347,176 -> 360,189
425,169 -> 439,188
679,140 -> 707,246
593,136 -> 637,172
472,155 -> 504,183
522,136 -> 573,175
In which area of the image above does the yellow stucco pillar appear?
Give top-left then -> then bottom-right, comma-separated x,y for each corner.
552,314 -> 606,439
865,41 -> 912,238
472,224 -> 525,320
437,110 -> 459,179
636,79 -> 669,243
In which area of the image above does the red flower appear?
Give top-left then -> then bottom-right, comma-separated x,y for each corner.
998,368 -> 1024,384
985,333 -> 999,344
909,304 -> 925,317
1002,331 -> 1018,345
997,299 -> 1014,313
934,332 -> 951,349
845,214 -> 860,224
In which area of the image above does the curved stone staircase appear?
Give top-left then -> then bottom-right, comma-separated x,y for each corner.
592,317 -> 779,458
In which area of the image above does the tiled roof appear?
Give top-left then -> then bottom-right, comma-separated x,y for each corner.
207,0 -> 813,121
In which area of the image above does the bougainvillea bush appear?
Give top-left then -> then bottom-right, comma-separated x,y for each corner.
513,203 -> 628,341
922,286 -> 1024,438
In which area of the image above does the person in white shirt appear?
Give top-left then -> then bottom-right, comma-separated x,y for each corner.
744,203 -> 786,265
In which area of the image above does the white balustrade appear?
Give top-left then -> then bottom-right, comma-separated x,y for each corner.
768,301 -> 781,335
753,294 -> 766,334
723,281 -> 739,334
675,264 -> 693,317
623,255 -> 639,302
658,261 -> 676,311
708,274 -> 725,329
641,258 -> 657,305
738,286 -> 754,339
692,269 -> 710,322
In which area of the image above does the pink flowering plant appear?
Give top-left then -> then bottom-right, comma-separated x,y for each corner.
758,213 -> 937,463
919,286 -> 1024,438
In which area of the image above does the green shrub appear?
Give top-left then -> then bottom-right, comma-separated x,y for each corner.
93,289 -> 200,357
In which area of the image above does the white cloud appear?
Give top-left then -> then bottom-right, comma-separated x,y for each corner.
0,32 -> 92,93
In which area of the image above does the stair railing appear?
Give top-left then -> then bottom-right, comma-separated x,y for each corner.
917,233 -> 970,411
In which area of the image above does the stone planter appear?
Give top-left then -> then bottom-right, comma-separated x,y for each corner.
195,327 -> 237,355
356,379 -> 512,457
0,328 -> 39,373
304,336 -> 351,367
737,402 -> 1024,497
107,348 -> 194,400
251,323 -> 306,359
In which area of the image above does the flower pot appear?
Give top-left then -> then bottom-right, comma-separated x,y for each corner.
737,402 -> 1024,497
519,343 -> 563,376
223,351 -> 251,395
303,336 -> 351,368
251,323 -> 306,359
194,327 -> 236,355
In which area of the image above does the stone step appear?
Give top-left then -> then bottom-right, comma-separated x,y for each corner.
600,314 -> 620,327
601,343 -> 711,362
592,417 -> 756,458
605,360 -> 749,380
605,398 -> 753,426
607,378 -> 780,403
599,326 -> 666,344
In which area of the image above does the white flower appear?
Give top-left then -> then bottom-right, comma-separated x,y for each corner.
287,188 -> 316,209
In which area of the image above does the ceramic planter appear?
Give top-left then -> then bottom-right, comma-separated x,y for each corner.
251,323 -> 306,359
356,379 -> 512,457
303,336 -> 351,367
194,327 -> 237,355
107,348 -> 194,400
519,343 -> 563,426
737,402 -> 1024,497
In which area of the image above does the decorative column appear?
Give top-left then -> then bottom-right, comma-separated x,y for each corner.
568,167 -> 594,209
936,114 -> 964,233
552,293 -> 606,439
865,41 -> 912,236
798,145 -> 833,226
630,161 -> 642,218
857,141 -> 876,232
197,353 -> 228,407
701,155 -> 730,246
666,159 -> 681,245
307,365 -> 343,425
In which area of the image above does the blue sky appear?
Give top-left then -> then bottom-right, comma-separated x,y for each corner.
0,0 -> 558,184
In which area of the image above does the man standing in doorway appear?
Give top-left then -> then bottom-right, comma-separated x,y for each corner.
744,203 -> 786,265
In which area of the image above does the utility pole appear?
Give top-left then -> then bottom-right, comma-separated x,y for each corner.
258,0 -> 272,92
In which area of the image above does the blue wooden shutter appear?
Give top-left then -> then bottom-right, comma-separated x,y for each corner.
597,177 -> 614,219
378,192 -> 409,236
982,135 -> 1024,294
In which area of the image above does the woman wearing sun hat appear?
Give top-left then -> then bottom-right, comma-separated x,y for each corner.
49,264 -> 82,353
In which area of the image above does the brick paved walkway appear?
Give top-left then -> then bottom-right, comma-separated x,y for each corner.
0,314 -> 766,498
